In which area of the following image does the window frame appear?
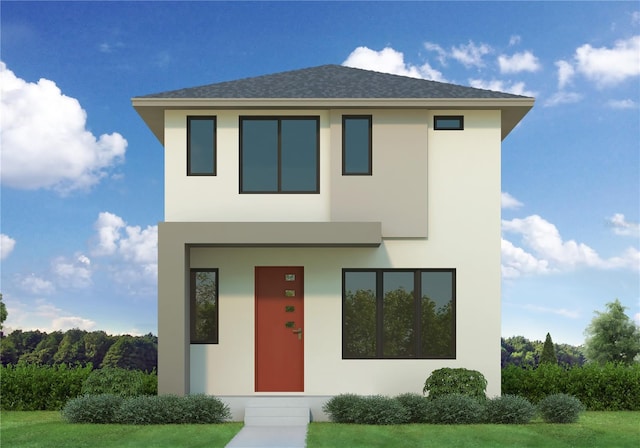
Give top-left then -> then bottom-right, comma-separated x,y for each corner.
433,115 -> 464,131
342,268 -> 456,360
342,115 -> 373,176
187,116 -> 217,176
190,268 -> 219,344
239,116 -> 320,194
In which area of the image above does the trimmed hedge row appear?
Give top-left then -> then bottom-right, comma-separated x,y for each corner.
323,393 -> 583,425
61,394 -> 231,424
502,362 -> 640,410
0,365 -> 157,410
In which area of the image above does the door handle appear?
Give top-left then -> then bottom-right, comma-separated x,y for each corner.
292,328 -> 303,340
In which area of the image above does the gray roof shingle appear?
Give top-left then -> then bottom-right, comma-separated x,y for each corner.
139,64 -> 530,100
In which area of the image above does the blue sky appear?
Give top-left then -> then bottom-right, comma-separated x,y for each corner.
1,1 -> 638,346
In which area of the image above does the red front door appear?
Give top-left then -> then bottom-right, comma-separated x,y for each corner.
255,266 -> 304,392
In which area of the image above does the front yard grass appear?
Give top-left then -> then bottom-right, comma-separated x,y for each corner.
306,412 -> 640,448
2,411 -> 639,447
0,411 -> 242,448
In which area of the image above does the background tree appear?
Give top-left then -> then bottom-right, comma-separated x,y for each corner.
0,293 -> 7,331
540,332 -> 558,365
584,299 -> 640,366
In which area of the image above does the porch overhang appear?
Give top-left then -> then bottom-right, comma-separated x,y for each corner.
158,221 -> 382,247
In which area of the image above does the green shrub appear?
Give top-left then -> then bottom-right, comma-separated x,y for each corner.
395,393 -> 429,423
323,394 -> 365,423
112,394 -> 231,424
423,368 -> 487,400
81,367 -> 156,397
355,396 -> 409,425
61,394 -> 123,423
537,394 -> 585,423
424,394 -> 485,424
502,362 -> 640,410
0,364 -> 92,410
484,395 -> 535,424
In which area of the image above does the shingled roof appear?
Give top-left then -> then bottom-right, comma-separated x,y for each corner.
140,64 -> 530,100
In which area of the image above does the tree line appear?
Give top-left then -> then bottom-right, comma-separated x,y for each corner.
501,335 -> 585,368
0,329 -> 157,372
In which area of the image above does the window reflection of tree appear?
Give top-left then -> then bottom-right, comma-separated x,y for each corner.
194,272 -> 217,342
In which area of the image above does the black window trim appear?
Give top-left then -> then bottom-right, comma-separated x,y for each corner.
190,268 -> 219,344
342,268 -> 456,360
434,115 -> 464,131
187,116 -> 217,176
239,115 -> 321,194
342,115 -> 373,176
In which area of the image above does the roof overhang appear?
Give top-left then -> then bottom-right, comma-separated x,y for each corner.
132,97 -> 535,144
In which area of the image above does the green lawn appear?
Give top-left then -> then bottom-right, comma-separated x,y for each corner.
0,412 -> 242,448
307,412 -> 640,448
2,411 -> 639,448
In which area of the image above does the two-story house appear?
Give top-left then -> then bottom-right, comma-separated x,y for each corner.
132,64 -> 534,420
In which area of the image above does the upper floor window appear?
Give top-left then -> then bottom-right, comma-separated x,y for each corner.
190,269 -> 218,344
343,115 -> 372,175
342,269 -> 456,359
240,116 -> 319,193
187,116 -> 216,175
434,115 -> 464,130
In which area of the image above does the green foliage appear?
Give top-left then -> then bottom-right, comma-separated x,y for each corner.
81,367 -> 157,397
484,395 -> 536,424
501,336 -> 584,368
584,299 -> 640,366
424,394 -> 485,424
537,394 -> 585,423
423,367 -> 487,400
101,334 -> 157,372
540,333 -> 557,365
61,394 -> 124,423
354,396 -> 409,425
502,362 -> 640,410
323,394 -> 366,423
113,394 -> 231,424
0,364 -> 92,410
0,293 -> 7,330
395,393 -> 429,423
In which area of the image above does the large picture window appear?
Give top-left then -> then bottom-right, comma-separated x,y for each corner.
187,116 -> 216,175
240,116 -> 319,193
190,269 -> 218,344
342,269 -> 455,359
342,115 -> 372,175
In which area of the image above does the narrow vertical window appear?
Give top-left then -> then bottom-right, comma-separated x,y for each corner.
343,271 -> 377,358
343,115 -> 372,175
190,269 -> 218,344
187,116 -> 216,175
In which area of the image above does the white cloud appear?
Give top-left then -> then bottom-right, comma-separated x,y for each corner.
91,212 -> 158,290
451,41 -> 492,68
469,78 -> 536,97
18,274 -> 55,295
608,213 -> 640,237
501,192 -> 524,209
555,60 -> 575,89
522,304 -> 581,319
607,99 -> 637,109
52,253 -> 92,288
498,51 -> 541,74
632,11 -> 640,25
509,35 -> 522,46
343,46 -> 446,81
5,298 -> 96,332
51,316 -> 97,331
1,233 -> 16,259
501,238 -> 552,278
0,62 -> 126,194
544,91 -> 583,107
574,36 -> 640,86
424,41 -> 448,65
502,215 -> 640,275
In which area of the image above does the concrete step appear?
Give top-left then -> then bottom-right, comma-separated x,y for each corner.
244,399 -> 310,426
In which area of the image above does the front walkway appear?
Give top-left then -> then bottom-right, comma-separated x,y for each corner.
225,425 -> 308,448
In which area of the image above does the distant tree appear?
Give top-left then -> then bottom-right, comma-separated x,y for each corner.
102,335 -> 157,372
540,333 -> 558,365
0,293 -> 7,331
53,329 -> 88,365
18,331 -> 64,365
584,299 -> 640,366
0,338 -> 18,365
84,331 -> 115,367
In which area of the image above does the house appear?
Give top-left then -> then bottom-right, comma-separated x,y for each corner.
132,65 -> 534,420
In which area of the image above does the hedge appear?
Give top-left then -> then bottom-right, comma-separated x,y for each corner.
502,362 -> 640,410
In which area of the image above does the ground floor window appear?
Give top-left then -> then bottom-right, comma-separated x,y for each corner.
342,269 -> 455,359
190,269 -> 218,344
